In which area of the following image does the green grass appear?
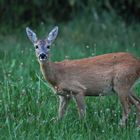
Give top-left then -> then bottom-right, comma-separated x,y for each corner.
1,14 -> 140,139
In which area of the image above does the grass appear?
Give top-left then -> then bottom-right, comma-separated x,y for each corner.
1,14 -> 140,139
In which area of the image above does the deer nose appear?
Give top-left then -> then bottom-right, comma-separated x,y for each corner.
39,53 -> 47,60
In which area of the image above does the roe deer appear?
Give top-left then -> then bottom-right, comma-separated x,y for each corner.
26,26 -> 140,126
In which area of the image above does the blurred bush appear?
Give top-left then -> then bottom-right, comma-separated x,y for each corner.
0,0 -> 140,27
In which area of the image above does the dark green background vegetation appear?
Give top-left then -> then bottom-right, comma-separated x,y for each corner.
1,0 -> 140,27
1,0 -> 140,139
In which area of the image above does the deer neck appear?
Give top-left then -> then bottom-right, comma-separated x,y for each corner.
39,60 -> 57,86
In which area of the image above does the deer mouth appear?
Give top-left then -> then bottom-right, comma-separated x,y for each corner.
39,58 -> 47,61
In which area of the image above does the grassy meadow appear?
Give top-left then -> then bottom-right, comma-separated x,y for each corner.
1,15 -> 140,139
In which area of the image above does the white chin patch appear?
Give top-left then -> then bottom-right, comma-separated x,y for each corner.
39,58 -> 46,61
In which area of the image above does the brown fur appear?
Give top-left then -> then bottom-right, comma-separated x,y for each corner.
39,52 -> 140,126
40,52 -> 140,95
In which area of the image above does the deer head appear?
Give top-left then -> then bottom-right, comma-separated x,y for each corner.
26,26 -> 58,61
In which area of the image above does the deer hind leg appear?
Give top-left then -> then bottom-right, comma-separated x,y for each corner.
119,94 -> 131,126
114,88 -> 132,126
74,93 -> 86,118
129,91 -> 140,126
58,95 -> 71,120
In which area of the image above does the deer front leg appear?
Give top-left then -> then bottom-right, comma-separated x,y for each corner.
74,93 -> 86,118
58,95 -> 71,120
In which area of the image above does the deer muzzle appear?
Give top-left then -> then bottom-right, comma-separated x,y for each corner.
39,53 -> 47,60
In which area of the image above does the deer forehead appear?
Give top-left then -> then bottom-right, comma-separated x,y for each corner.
36,40 -> 47,46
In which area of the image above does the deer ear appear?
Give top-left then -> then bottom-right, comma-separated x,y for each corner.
47,26 -> 58,45
26,27 -> 38,44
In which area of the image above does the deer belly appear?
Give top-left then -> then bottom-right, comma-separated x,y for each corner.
101,85 -> 114,95
85,85 -> 114,96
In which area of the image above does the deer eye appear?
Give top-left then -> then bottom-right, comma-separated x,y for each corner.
35,45 -> 38,49
47,45 -> 50,49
